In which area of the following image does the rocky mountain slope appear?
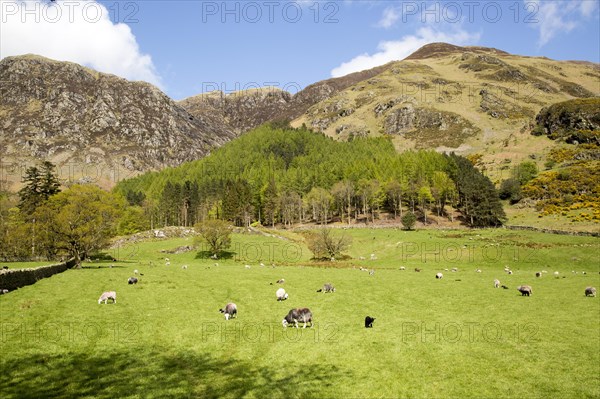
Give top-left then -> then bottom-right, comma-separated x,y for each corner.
289,43 -> 599,180
0,55 -> 235,189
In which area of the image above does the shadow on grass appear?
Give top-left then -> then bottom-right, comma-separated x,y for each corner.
194,251 -> 236,260
0,347 -> 349,398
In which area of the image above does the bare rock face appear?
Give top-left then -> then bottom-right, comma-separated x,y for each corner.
0,55 -> 235,186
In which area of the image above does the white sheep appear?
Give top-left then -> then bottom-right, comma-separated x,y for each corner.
435,273 -> 443,279
399,267 -> 406,271
98,291 -> 117,304
494,279 -> 500,288
182,265 -> 188,270
276,288 -> 289,301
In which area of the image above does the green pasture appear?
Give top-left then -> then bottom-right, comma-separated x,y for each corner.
1,228 -> 598,398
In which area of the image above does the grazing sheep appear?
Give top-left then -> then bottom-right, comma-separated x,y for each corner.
260,263 -> 265,267
182,265 -> 188,270
127,277 -> 138,285
517,285 -> 532,296
535,272 -> 542,277
276,279 -> 285,284
435,273 -> 443,279
245,265 -> 251,269
134,269 -> 139,275
369,269 -> 375,276
365,316 -> 375,328
98,291 -> 117,304
317,283 -> 335,293
582,271 -> 587,275
507,270 -> 513,275
415,268 -> 421,272
219,303 -> 237,320
399,267 -> 406,271
585,287 -> 596,297
476,269 -> 482,273
554,271 -> 559,277
370,254 -> 377,260
501,285 -> 509,289
282,308 -> 313,328
276,288 -> 289,301
165,262 -> 171,266
359,256 -> 366,260
494,279 -> 500,288
451,268 -> 458,272
0,289 -> 9,295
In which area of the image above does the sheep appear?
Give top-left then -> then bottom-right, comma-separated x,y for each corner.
399,267 -> 406,271
245,265 -> 251,269
507,270 -> 513,275
0,289 -> 9,295
317,283 -> 335,293
451,267 -> 458,272
276,288 -> 289,301
554,271 -> 559,277
501,285 -> 509,289
370,253 -> 377,260
414,268 -> 422,272
369,269 -> 375,276
535,272 -> 542,277
365,316 -> 375,328
585,287 -> 596,297
494,279 -> 500,288
182,265 -> 188,270
476,269 -> 482,273
276,279 -> 285,284
359,256 -> 366,260
219,303 -> 237,320
435,273 -> 443,279
517,285 -> 532,296
127,277 -> 138,285
98,291 -> 117,304
165,262 -> 171,266
282,308 -> 313,328
134,269 -> 139,275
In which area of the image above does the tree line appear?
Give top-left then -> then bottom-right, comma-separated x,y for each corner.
117,124 -> 506,230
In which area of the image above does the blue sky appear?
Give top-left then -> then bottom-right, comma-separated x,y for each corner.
1,0 -> 599,100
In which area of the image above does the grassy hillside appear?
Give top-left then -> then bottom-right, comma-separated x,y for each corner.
291,46 -> 600,183
1,228 -> 598,398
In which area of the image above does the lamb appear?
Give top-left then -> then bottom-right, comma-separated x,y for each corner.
317,283 -> 335,293
127,277 -> 138,285
494,279 -> 500,288
134,269 -> 139,275
219,303 -> 237,320
501,285 -> 509,289
435,273 -> 443,279
276,288 -> 289,301
517,285 -> 532,296
365,316 -> 375,328
182,265 -> 188,270
585,287 -> 596,297
282,308 -> 313,328
98,291 -> 117,304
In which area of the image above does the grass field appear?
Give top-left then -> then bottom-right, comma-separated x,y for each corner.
1,228 -> 599,398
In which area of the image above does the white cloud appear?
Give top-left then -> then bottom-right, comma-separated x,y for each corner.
377,6 -> 400,29
331,27 -> 480,78
530,0 -> 597,46
0,0 -> 162,87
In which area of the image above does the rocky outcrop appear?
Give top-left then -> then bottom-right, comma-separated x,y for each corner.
0,55 -> 235,184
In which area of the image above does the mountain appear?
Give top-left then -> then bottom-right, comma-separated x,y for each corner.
0,55 -> 235,189
2,45 -> 599,191
289,44 -> 599,178
178,63 -> 391,136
